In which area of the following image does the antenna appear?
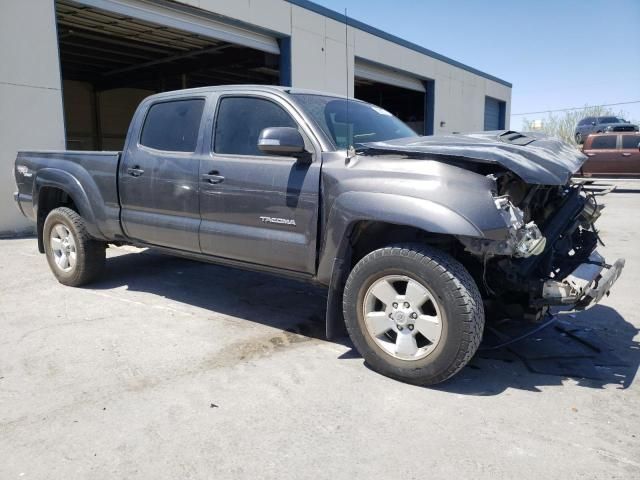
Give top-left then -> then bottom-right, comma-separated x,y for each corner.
345,8 -> 355,159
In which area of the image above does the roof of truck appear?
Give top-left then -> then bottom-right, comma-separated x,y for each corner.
146,85 -> 351,101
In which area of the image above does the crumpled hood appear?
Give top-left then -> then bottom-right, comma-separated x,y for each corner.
363,131 -> 587,185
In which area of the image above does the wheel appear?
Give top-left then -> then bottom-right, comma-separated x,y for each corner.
343,244 -> 484,385
575,132 -> 583,144
43,207 -> 106,286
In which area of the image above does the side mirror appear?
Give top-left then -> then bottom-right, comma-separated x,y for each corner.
591,121 -> 596,126
258,127 -> 305,156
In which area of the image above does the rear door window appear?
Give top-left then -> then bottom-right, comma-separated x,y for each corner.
590,135 -> 617,149
622,136 -> 640,149
140,99 -> 205,152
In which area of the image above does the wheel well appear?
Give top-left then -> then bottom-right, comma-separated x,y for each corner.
36,187 -> 78,253
325,221 -> 471,339
348,221 -> 461,267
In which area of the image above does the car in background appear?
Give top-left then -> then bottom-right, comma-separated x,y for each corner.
579,132 -> 640,177
575,116 -> 638,144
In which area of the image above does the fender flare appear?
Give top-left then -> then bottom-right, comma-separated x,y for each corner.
33,169 -> 102,240
320,191 -> 492,339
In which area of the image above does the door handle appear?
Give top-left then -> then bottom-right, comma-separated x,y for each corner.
622,153 -> 631,157
127,166 -> 145,177
586,153 -> 595,157
202,170 -> 225,184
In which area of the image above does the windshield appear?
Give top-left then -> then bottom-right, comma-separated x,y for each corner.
599,116 -> 625,124
291,93 -> 418,149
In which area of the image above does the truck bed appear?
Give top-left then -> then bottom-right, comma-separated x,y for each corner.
14,150 -> 124,241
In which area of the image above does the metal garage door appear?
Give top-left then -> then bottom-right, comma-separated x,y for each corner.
73,0 -> 280,54
354,61 -> 425,93
484,96 -> 505,130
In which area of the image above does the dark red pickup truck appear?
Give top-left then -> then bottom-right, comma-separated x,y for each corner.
581,132 -> 640,177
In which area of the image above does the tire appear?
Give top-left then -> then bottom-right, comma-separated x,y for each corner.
43,207 -> 106,286
575,132 -> 583,144
343,243 -> 484,385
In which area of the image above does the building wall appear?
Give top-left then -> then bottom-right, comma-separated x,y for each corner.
189,1 -> 511,134
0,0 -> 65,235
0,0 -> 511,234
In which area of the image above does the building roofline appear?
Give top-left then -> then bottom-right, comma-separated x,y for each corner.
285,0 -> 512,88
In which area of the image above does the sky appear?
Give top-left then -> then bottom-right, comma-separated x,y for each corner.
313,0 -> 640,130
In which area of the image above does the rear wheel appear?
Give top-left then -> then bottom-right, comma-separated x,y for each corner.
575,132 -> 583,144
343,244 -> 484,385
43,207 -> 105,286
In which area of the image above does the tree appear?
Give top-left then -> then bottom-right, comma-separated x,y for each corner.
521,106 -> 636,146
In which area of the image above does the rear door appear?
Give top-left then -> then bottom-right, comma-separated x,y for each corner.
583,134 -> 618,176
620,134 -> 640,176
198,92 -> 321,273
119,96 -> 207,251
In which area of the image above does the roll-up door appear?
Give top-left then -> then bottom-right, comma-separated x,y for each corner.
354,60 -> 428,135
74,0 -> 280,54
484,96 -> 506,130
354,61 -> 425,93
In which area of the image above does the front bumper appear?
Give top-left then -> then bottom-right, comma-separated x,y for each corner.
541,251 -> 625,311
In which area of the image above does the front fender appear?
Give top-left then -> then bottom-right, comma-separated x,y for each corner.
317,191 -> 497,285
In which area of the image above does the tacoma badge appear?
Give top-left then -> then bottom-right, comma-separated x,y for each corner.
259,216 -> 296,226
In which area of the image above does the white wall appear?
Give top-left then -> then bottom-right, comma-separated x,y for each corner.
0,0 -> 65,235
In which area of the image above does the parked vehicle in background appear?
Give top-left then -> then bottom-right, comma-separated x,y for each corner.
13,86 -> 625,385
575,116 -> 638,144
579,132 -> 640,177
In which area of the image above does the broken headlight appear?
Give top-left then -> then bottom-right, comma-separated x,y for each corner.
460,196 -> 546,258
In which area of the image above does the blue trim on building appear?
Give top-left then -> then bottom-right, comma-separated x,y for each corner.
278,37 -> 292,86
423,80 -> 435,135
286,0 -> 511,88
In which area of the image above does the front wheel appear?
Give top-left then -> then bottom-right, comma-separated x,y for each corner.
343,244 -> 484,385
43,207 -> 106,286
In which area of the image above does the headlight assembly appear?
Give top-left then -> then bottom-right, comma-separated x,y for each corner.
459,196 -> 546,258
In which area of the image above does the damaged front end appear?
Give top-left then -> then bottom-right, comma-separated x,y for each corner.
458,174 -> 625,319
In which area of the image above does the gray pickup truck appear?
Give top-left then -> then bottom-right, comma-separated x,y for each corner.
14,85 -> 624,385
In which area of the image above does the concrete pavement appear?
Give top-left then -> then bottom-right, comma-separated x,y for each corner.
1,191 -> 639,479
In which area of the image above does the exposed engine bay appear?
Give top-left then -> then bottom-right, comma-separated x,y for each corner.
458,172 -> 625,321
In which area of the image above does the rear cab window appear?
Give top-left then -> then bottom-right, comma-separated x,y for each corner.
140,98 -> 205,152
622,135 -> 640,149
589,135 -> 617,150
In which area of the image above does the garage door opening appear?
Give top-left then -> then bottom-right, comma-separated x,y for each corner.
56,0 -> 281,150
354,61 -> 431,136
484,96 -> 506,131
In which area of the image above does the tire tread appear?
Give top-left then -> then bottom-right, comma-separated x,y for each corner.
44,207 -> 105,286
343,243 -> 484,385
